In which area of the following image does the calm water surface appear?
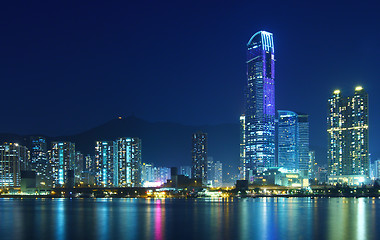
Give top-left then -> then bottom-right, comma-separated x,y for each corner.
0,197 -> 379,240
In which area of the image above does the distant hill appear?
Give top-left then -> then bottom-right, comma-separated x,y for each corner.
0,116 -> 240,172
0,116 -> 327,179
62,116 -> 240,169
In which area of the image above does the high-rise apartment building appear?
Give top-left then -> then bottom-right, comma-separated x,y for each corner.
179,166 -> 192,178
30,137 -> 48,184
245,31 -> 275,179
191,131 -> 208,184
75,151 -> 84,184
327,87 -> 369,177
214,161 -> 223,188
308,150 -> 316,179
277,110 -> 298,170
0,143 -> 29,187
239,114 -> 246,180
276,111 -> 310,175
95,141 -> 117,186
298,114 -> 310,174
116,138 -> 142,187
49,142 -> 75,187
207,157 -> 214,184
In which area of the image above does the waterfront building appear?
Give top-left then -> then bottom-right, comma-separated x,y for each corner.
141,163 -> 171,187
191,131 -> 208,184
276,110 -> 298,171
245,31 -> 275,179
327,87 -> 369,181
155,167 -> 171,185
308,150 -> 316,179
207,157 -> 214,186
116,138 -> 142,187
276,111 -> 310,175
141,163 -> 155,183
74,151 -> 84,184
0,143 -> 29,187
179,166 -> 192,178
50,142 -> 75,187
95,141 -> 117,186
85,154 -> 94,173
298,114 -> 310,175
30,137 -> 48,185
239,114 -> 246,180
261,168 -> 309,187
214,161 -> 223,188
370,159 -> 380,179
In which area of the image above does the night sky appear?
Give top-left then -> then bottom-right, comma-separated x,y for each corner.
1,1 -> 380,160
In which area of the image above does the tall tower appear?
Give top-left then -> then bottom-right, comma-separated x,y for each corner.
327,87 -> 369,177
297,113 -> 310,174
191,131 -> 208,184
239,114 -> 246,179
0,143 -> 29,187
116,138 -> 142,187
50,142 -> 75,187
245,31 -> 275,178
277,110 -> 298,170
95,141 -> 117,186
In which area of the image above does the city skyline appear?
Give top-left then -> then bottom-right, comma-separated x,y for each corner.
1,2 -> 380,165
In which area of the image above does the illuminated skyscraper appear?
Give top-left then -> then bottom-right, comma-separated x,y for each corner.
95,141 -> 117,186
0,143 -> 29,187
277,110 -> 298,170
115,138 -> 142,187
191,131 -> 208,184
276,111 -> 310,174
308,150 -> 316,179
239,114 -> 246,179
179,166 -> 192,178
30,137 -> 48,185
297,114 -> 310,174
245,31 -> 275,179
214,161 -> 223,188
50,142 -> 75,187
327,87 -> 369,177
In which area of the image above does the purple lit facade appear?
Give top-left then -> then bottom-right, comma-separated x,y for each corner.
244,31 -> 275,180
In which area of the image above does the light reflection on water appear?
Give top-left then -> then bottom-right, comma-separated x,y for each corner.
0,197 -> 379,240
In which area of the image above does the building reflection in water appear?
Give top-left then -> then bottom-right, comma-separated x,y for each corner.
0,197 -> 379,240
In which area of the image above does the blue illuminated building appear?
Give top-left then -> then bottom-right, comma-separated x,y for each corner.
116,138 -> 142,187
0,143 -> 28,187
50,142 -> 75,187
297,114 -> 310,174
191,131 -> 208,184
276,111 -> 310,175
95,141 -> 117,187
30,136 -> 48,186
276,110 -> 298,170
244,31 -> 275,179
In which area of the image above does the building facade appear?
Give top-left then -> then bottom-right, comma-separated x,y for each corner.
308,150 -> 316,179
49,142 -> 75,187
327,87 -> 369,180
298,114 -> 310,174
30,137 -> 48,185
95,141 -> 117,187
0,143 -> 29,187
214,161 -> 223,188
191,131 -> 208,184
245,31 -> 275,179
239,114 -> 246,180
116,138 -> 142,187
276,111 -> 310,176
276,110 -> 298,171
179,166 -> 192,178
